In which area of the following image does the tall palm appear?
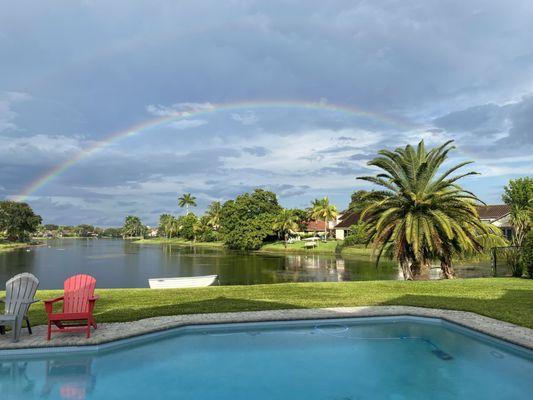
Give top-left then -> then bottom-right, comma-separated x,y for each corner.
206,201 -> 222,230
358,140 -> 502,280
178,193 -> 197,215
273,209 -> 299,248
310,197 -> 338,239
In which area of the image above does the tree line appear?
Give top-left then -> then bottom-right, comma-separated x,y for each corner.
1,140 -> 530,280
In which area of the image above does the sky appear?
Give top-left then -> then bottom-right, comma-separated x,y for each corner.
1,0 -> 532,226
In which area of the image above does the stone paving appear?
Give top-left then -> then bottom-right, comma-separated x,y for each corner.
1,306 -> 532,351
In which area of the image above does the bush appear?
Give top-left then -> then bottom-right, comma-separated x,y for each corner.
522,231 -> 533,278
342,223 -> 368,246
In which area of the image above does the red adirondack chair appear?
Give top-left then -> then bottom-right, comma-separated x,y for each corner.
44,274 -> 99,340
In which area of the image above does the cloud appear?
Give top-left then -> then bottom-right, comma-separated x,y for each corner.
169,119 -> 207,130
0,91 -> 31,132
242,146 -> 269,157
146,102 -> 215,117
231,111 -> 258,125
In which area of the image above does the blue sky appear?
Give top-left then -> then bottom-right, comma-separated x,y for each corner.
1,0 -> 532,226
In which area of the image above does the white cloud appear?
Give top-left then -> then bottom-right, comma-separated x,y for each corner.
231,111 -> 258,125
146,102 -> 214,117
169,119 -> 207,130
0,134 -> 82,165
0,91 -> 31,132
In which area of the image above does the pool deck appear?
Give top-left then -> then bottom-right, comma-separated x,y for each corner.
1,306 -> 532,351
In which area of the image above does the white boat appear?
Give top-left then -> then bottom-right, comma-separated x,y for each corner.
148,275 -> 219,289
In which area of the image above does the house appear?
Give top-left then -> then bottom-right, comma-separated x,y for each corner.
304,217 -> 340,235
333,204 -> 514,241
477,204 -> 513,240
333,211 -> 360,240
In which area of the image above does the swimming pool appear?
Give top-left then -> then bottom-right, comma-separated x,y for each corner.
1,316 -> 532,399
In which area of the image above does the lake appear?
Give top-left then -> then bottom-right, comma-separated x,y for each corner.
0,239 -> 493,289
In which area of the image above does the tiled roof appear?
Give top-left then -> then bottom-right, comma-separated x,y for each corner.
477,204 -> 510,220
334,211 -> 361,229
306,220 -> 327,231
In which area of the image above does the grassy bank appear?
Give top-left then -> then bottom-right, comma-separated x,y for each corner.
0,241 -> 38,252
12,278 -> 533,328
258,241 -> 373,257
134,238 -> 224,248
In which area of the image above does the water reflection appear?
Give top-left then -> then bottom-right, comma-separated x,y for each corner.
0,239 -> 493,289
0,362 -> 36,399
42,357 -> 95,400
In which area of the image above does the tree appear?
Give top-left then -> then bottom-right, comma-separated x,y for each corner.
0,201 -> 42,242
310,197 -> 338,239
220,189 -> 281,250
502,177 -> 532,247
348,190 -> 389,214
193,215 -> 218,242
177,213 -> 198,241
289,208 -> 309,231
358,140 -> 503,280
206,201 -> 222,230
121,215 -> 146,238
102,227 -> 122,238
273,209 -> 299,248
178,193 -> 197,215
158,214 -> 178,238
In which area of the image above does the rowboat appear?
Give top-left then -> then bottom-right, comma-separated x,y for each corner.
148,275 -> 219,289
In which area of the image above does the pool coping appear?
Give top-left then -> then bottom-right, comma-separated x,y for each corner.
1,306 -> 532,351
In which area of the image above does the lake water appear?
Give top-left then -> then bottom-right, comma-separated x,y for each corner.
0,239 -> 492,289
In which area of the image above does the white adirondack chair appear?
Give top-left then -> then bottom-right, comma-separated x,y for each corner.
0,273 -> 39,342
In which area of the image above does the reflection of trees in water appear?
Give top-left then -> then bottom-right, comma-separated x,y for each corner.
0,362 -> 36,399
284,255 -> 348,282
41,357 -> 95,400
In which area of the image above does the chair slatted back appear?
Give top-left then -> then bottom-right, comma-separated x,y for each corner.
63,274 -> 96,314
5,273 -> 39,317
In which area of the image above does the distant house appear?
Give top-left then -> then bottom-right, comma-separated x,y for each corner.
147,227 -> 159,237
304,218 -> 340,235
477,204 -> 513,241
333,204 -> 514,241
305,220 -> 327,233
334,211 -> 360,240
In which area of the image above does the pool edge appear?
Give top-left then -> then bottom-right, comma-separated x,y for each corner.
1,306 -> 532,352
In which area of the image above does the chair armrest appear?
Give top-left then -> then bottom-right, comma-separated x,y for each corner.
44,296 -> 64,314
88,295 -> 99,301
43,296 -> 64,304
19,299 -> 40,304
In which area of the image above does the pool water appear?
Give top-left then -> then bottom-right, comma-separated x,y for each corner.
1,317 -> 532,399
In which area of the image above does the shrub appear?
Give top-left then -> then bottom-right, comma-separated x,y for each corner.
522,231 -> 533,278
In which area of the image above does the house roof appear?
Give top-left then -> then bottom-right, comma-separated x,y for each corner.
306,220 -> 327,231
477,204 -> 510,220
334,211 -> 361,229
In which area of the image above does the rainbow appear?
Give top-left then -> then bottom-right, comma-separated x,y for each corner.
14,100 -> 418,201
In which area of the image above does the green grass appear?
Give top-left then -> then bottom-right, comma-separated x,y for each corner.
134,238 -> 224,248
258,240 -> 373,257
0,242 -> 34,252
10,278 -> 533,328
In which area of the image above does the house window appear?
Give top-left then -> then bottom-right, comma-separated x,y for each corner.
501,228 -> 513,241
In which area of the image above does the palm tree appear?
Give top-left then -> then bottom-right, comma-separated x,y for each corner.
178,193 -> 197,215
310,197 -> 338,239
206,201 -> 222,230
122,215 -> 145,238
273,209 -> 299,248
358,140 -> 503,280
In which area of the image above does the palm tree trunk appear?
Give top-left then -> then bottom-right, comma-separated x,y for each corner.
440,256 -> 455,279
400,261 -> 413,280
324,218 -> 328,240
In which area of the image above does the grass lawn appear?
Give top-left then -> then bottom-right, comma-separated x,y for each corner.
0,241 -> 34,252
12,278 -> 533,329
259,241 -> 373,257
134,238 -> 224,248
